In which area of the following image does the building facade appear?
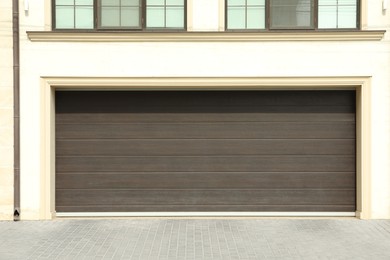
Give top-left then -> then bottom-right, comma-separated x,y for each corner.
1,0 -> 390,220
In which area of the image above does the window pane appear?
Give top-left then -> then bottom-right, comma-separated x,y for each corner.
75,6 -> 93,28
56,6 -> 74,28
122,0 -> 140,6
338,5 -> 356,28
318,0 -> 337,5
296,0 -> 312,27
147,7 -> 165,27
339,0 -> 356,4
56,0 -> 74,5
166,6 -> 184,27
228,0 -> 245,5
147,0 -> 165,5
247,0 -> 265,5
167,0 -> 184,5
227,7 -> 245,29
121,7 -> 140,27
75,0 -> 93,5
318,5 -> 337,28
270,0 -> 313,28
101,0 -> 120,6
247,6 -> 265,29
101,7 -> 120,26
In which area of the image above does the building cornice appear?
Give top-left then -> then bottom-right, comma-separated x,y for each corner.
27,30 -> 386,42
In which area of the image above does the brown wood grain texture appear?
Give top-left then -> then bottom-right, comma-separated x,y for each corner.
56,122 -> 355,139
56,155 -> 355,172
56,139 -> 355,156
56,113 -> 355,123
56,189 -> 355,205
56,172 -> 355,189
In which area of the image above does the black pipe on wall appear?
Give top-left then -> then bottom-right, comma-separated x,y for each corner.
13,0 -> 20,221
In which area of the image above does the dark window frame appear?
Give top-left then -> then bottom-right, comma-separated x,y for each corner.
225,0 -> 361,31
52,0 -> 187,31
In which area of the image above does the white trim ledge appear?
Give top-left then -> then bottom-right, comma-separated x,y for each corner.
27,31 -> 386,42
56,212 -> 356,217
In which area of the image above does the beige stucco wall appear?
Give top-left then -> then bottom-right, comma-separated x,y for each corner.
0,0 -> 14,220
13,0 -> 390,219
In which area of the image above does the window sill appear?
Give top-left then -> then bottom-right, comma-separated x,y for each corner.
26,30 -> 386,42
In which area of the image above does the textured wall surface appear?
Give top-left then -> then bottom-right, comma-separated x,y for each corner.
0,0 -> 14,220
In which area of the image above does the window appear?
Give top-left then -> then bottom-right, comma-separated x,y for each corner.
146,0 -> 185,28
99,0 -> 141,29
54,0 -> 186,30
270,0 -> 314,29
318,0 -> 357,29
55,0 -> 94,29
227,0 -> 265,30
226,0 -> 359,30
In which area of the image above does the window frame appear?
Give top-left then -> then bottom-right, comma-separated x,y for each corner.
52,0 -> 188,31
225,0 -> 361,31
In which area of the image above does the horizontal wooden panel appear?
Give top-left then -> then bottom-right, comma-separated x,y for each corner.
57,105 -> 354,114
56,122 -> 355,139
56,139 -> 355,156
56,113 -> 355,124
56,156 -> 355,172
56,91 -> 356,113
56,172 -> 355,189
56,189 -> 355,206
56,204 -> 356,212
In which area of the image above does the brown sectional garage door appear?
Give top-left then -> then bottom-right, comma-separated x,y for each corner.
55,91 -> 356,213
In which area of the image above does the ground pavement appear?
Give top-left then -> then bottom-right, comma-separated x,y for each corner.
0,218 -> 390,259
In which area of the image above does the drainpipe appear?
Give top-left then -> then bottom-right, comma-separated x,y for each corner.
13,0 -> 20,221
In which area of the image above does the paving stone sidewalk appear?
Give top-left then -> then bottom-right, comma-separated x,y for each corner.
0,219 -> 390,259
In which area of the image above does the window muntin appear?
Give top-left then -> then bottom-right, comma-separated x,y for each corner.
226,0 -> 359,30
54,0 -> 186,30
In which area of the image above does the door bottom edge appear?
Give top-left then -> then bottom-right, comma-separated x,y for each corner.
55,212 -> 357,217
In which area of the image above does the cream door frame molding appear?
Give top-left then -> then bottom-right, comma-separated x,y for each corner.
39,76 -> 372,219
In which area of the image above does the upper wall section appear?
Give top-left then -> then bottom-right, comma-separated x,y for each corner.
22,0 -> 389,33
25,0 -> 389,42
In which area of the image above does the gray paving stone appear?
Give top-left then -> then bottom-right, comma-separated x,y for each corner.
0,219 -> 390,259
